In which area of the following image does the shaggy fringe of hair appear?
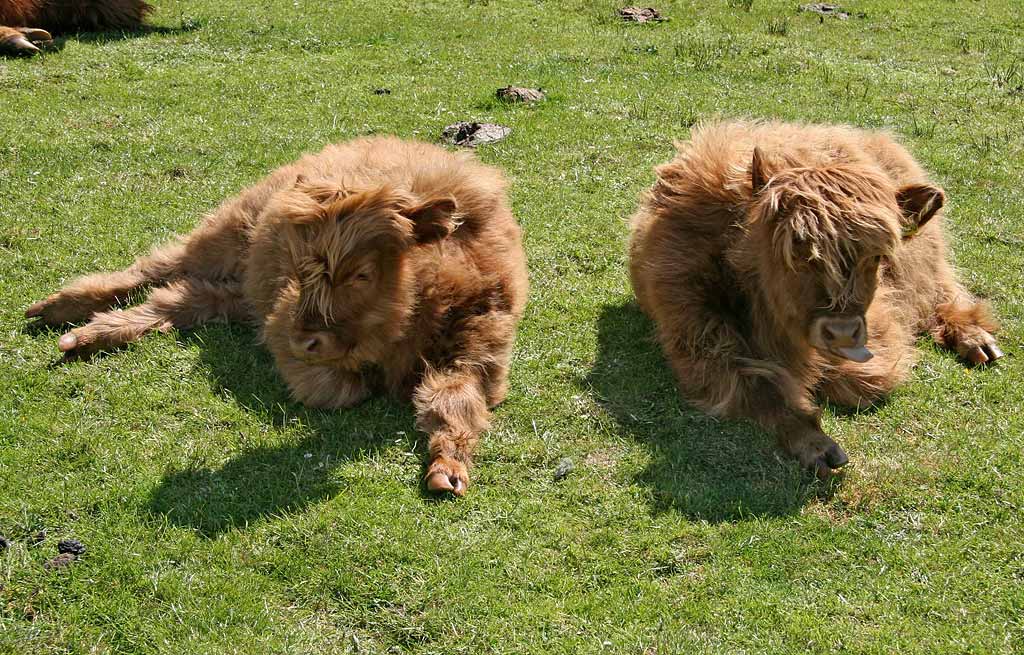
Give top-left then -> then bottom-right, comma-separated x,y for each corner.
754,165 -> 901,308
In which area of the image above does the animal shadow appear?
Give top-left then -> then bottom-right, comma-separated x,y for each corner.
24,22 -> 200,55
146,323 -> 420,537
586,301 -> 836,522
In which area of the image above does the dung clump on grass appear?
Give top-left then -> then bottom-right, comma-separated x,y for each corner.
496,86 -> 545,103
57,539 -> 86,556
44,553 -> 78,570
441,122 -> 511,147
618,7 -> 666,23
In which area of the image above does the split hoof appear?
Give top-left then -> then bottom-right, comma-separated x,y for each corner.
26,293 -> 104,326
425,456 -> 469,497
965,343 -> 1003,366
784,429 -> 850,480
1,27 -> 52,56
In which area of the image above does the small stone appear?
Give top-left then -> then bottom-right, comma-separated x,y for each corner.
57,539 -> 86,556
554,457 -> 575,481
31,530 -> 46,544
618,7 -> 666,23
0,535 -> 10,551
441,122 -> 511,148
44,553 -> 77,570
496,86 -> 545,103
373,87 -> 392,95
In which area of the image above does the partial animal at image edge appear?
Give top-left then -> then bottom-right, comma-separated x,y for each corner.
0,0 -> 152,55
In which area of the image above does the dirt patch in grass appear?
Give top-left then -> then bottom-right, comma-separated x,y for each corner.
441,122 -> 511,147
799,3 -> 851,20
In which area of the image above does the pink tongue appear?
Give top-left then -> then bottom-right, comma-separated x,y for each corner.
837,346 -> 873,362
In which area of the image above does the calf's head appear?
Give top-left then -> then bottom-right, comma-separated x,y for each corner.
748,148 -> 944,362
270,178 -> 458,367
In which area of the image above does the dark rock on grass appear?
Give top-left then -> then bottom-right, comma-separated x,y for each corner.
0,535 -> 10,551
799,3 -> 850,19
553,458 -> 575,481
373,87 -> 392,95
618,7 -> 666,23
44,553 -> 77,570
441,122 -> 511,148
496,86 -> 545,103
31,530 -> 46,544
57,539 -> 86,556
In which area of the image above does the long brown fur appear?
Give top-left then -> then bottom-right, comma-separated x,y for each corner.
27,137 -> 529,497
629,120 -> 1001,476
0,0 -> 152,54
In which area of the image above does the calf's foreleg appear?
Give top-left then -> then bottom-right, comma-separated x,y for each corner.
415,367 -> 491,496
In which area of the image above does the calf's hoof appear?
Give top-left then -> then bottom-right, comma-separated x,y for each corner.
957,330 -> 1003,365
55,328 -> 110,360
26,293 -> 103,326
784,430 -> 849,480
425,456 -> 469,497
1,28 -> 52,56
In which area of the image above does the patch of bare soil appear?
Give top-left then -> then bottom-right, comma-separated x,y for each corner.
441,122 -> 511,147
799,3 -> 850,19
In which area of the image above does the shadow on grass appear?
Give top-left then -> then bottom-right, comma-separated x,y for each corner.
27,22 -> 201,55
146,323 -> 421,537
586,301 -> 836,522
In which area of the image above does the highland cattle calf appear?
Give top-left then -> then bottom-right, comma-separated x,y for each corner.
27,137 -> 529,496
0,0 -> 151,55
629,121 -> 1002,477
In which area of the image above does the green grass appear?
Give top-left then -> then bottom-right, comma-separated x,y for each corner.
2,1 -> 1023,652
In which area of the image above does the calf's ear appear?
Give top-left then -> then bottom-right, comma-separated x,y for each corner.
294,175 -> 348,205
401,194 -> 459,243
751,146 -> 769,196
896,184 -> 944,239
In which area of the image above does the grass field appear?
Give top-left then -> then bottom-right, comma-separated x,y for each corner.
2,0 -> 1023,652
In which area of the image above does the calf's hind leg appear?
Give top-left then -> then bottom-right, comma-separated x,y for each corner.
27,210 -> 247,326
57,278 -> 247,358
26,240 -> 190,326
931,295 -> 1002,365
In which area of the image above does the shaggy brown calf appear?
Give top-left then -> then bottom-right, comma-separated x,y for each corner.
0,0 -> 151,55
27,137 -> 529,496
629,121 -> 1002,477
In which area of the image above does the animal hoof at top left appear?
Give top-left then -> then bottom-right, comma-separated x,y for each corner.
1,28 -> 52,56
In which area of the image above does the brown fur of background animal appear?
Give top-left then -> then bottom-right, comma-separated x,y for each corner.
0,0 -> 152,54
26,138 -> 529,497
628,120 -> 1001,478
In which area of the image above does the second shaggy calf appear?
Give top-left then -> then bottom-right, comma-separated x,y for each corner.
629,120 -> 1001,476
27,137 -> 529,496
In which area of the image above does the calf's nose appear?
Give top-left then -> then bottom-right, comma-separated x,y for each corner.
292,333 -> 324,357
822,317 -> 863,347
818,315 -> 873,362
